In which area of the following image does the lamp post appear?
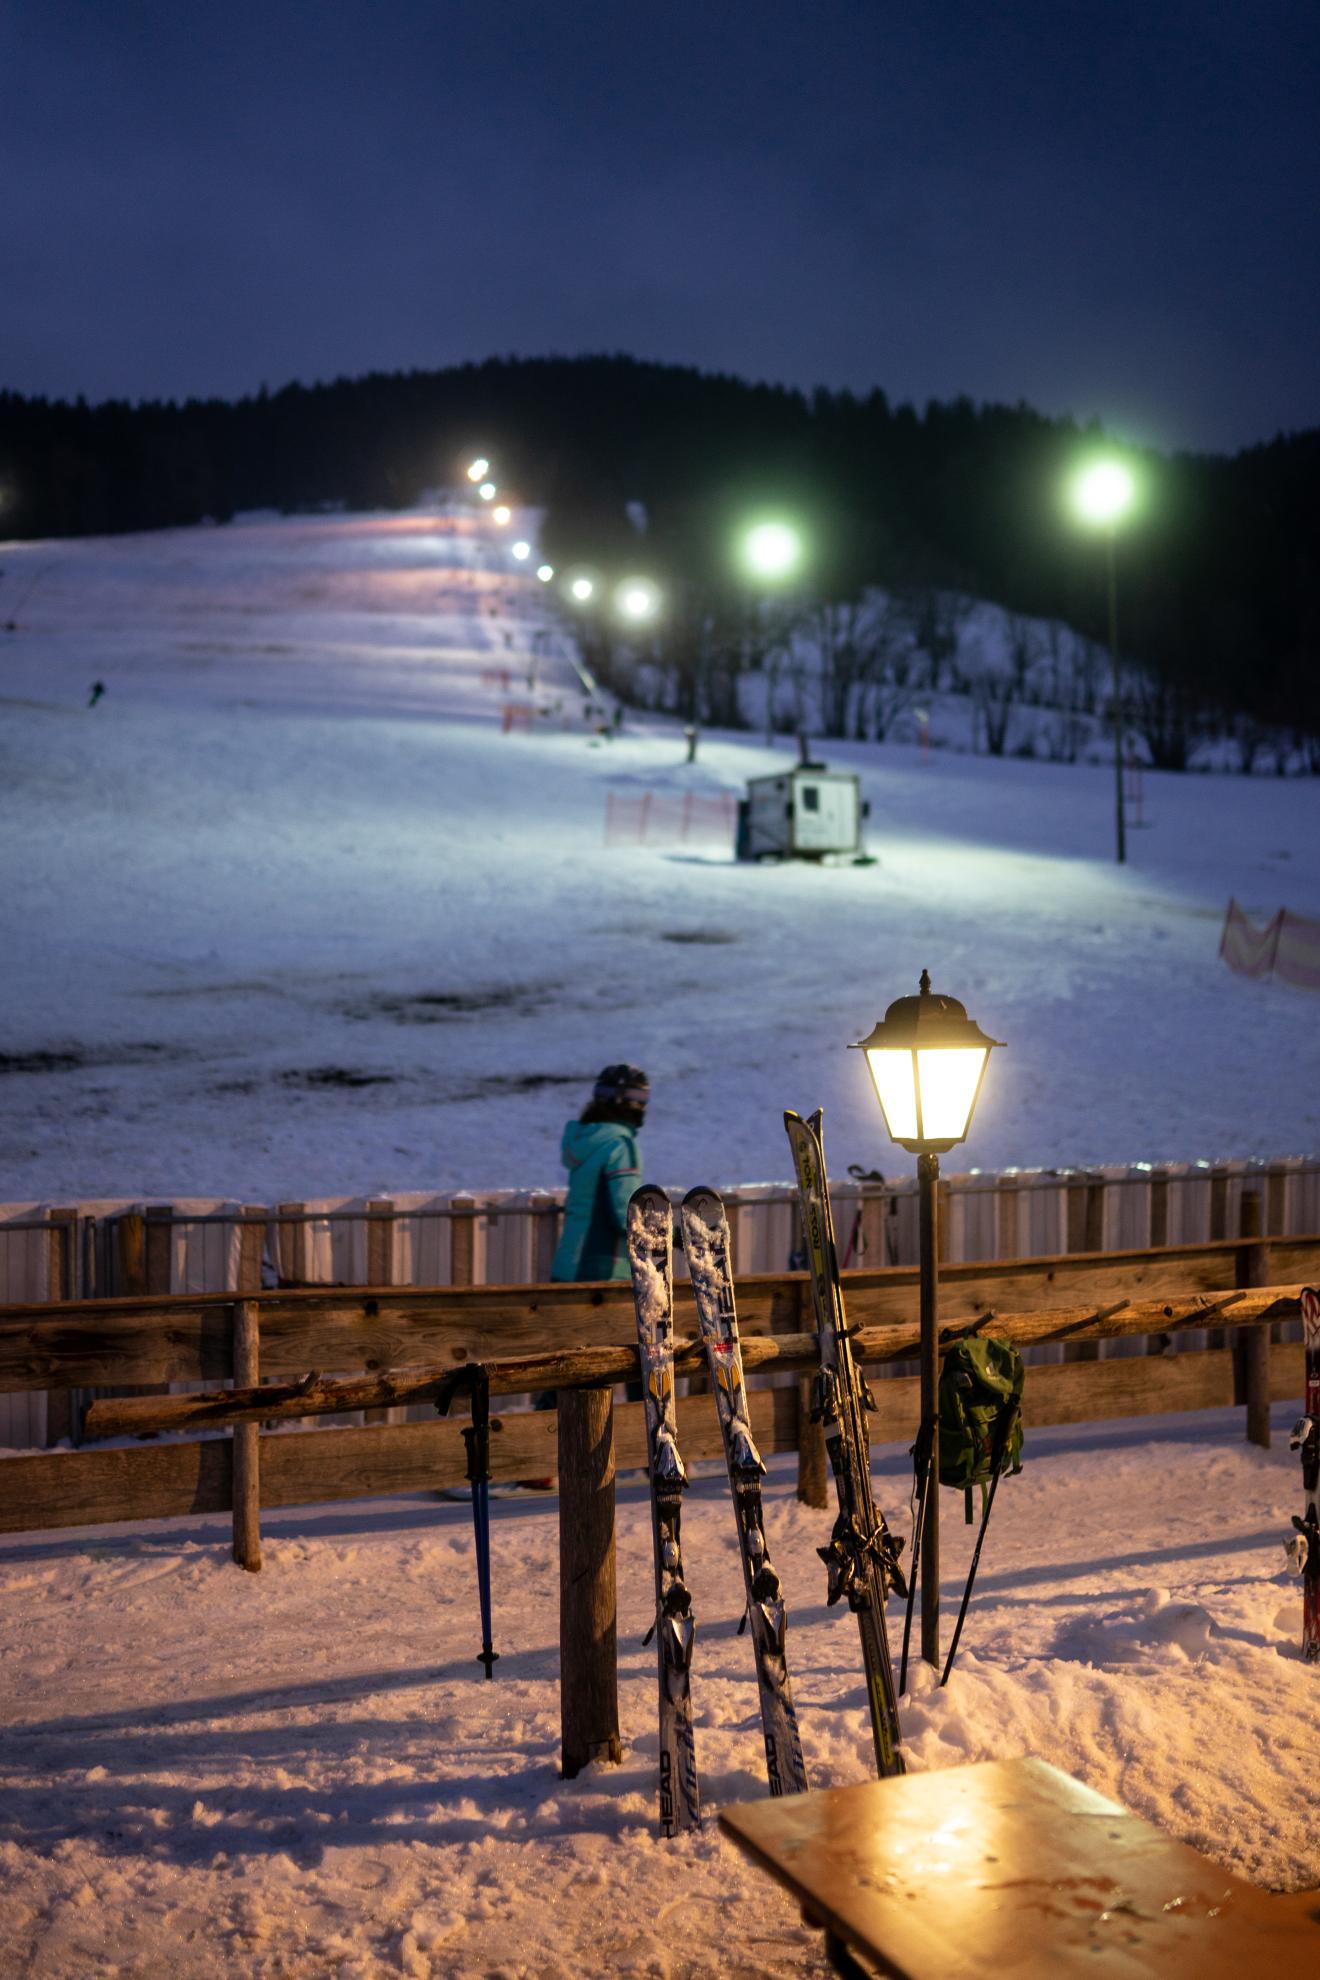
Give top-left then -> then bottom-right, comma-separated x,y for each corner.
851,971 -> 1002,1668
1071,460 -> 1135,865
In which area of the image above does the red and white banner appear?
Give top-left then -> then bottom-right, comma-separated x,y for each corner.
1220,898 -> 1320,990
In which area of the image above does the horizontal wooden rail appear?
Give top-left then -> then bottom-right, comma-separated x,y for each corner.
0,1339 -> 1309,1539
77,1284 -> 1309,1441
3,1233 -> 1318,1392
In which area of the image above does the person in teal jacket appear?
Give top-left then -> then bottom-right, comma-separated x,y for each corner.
550,1064 -> 649,1282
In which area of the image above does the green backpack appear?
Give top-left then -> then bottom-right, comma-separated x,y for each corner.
938,1337 -> 1025,1521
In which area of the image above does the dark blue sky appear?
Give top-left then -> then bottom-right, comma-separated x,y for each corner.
3,0 -> 1317,451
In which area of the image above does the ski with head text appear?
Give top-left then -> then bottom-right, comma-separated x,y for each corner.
1284,1285 -> 1320,1663
626,1185 -> 702,1835
784,1108 -> 907,1777
678,1186 -> 809,1798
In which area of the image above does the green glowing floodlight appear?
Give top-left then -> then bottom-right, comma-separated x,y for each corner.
741,519 -> 803,581
1072,460 -> 1135,528
616,577 -> 660,623
569,575 -> 595,603
536,564 -> 554,582
478,482 -> 497,501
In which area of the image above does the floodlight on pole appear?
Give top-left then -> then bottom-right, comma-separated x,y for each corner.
852,970 -> 1002,1674
511,541 -> 531,561
740,518 -> 804,582
536,564 -> 554,583
616,577 -> 660,624
1069,457 -> 1137,864
492,505 -> 511,526
569,576 -> 595,603
466,458 -> 490,483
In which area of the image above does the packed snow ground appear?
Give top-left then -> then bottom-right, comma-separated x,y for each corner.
1,504 -> 1318,1202
1,1408 -> 1315,1978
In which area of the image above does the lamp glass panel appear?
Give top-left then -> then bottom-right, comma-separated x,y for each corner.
865,1048 -> 918,1142
915,1046 -> 987,1142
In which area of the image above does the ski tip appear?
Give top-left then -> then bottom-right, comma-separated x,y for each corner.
783,1108 -> 803,1128
679,1185 -> 724,1215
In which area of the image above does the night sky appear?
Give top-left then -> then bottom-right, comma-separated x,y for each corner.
4,0 -> 1317,452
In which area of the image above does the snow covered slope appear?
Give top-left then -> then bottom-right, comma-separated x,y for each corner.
1,505 -> 1317,1201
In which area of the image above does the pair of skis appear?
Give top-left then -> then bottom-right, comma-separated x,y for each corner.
627,1185 -> 808,1837
1285,1285 -> 1320,1663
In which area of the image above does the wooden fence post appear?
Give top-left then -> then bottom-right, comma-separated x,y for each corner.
558,1385 -> 621,1776
232,1300 -> 262,1570
1064,1179 -> 1105,1362
44,1210 -> 77,1446
364,1199 -> 394,1424
1236,1191 -> 1272,1450
796,1374 -> 828,1508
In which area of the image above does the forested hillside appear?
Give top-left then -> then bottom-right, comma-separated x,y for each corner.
1,356 -> 1316,742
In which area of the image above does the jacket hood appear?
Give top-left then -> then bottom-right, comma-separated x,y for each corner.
560,1120 -> 634,1170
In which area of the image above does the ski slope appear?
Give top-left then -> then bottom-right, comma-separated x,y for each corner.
1,502 -> 1317,1203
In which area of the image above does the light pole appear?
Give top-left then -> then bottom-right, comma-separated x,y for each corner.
1071,460 -> 1136,864
851,971 -> 1002,1669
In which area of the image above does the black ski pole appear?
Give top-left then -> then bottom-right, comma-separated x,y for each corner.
940,1399 -> 1020,1688
438,1367 -> 501,1679
899,1417 -> 935,1694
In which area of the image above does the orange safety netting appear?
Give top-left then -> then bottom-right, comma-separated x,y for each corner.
1220,898 -> 1320,990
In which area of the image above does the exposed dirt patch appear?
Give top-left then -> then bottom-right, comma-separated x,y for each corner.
658,930 -> 738,945
0,1050 -> 86,1075
0,1043 -> 178,1076
344,982 -> 559,1024
278,1067 -> 398,1090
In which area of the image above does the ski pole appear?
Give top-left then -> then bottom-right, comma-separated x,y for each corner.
899,1417 -> 935,1694
939,1398 -> 1021,1688
437,1367 -> 501,1679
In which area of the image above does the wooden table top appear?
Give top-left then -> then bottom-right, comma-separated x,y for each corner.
719,1756 -> 1319,1978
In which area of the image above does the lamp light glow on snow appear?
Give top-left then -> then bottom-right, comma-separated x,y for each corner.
478,483 -> 497,501
741,519 -> 803,581
466,458 -> 490,482
536,564 -> 554,582
511,541 -> 531,561
852,970 -> 1003,1154
1072,460 -> 1135,528
569,576 -> 594,603
616,577 -> 660,623
492,505 -> 512,525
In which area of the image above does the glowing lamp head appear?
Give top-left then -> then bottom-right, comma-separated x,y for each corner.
511,541 -> 531,561
569,576 -> 595,603
851,970 -> 1003,1154
478,482 -> 497,501
492,505 -> 511,525
536,564 -> 554,582
466,457 -> 490,482
616,577 -> 660,623
1072,460 -> 1135,528
742,519 -> 803,582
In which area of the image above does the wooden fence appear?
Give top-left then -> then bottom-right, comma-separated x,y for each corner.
2,1235 -> 1317,1774
4,1155 -> 1319,1449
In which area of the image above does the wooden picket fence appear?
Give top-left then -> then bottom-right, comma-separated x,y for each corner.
4,1157 -> 1318,1451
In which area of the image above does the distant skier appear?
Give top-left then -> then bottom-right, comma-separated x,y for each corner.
87,681 -> 105,707
551,1064 -> 649,1284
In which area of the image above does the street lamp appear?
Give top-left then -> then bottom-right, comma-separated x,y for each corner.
536,564 -> 554,583
1070,458 -> 1136,864
511,541 -> 531,561
851,970 -> 1002,1670
478,482 -> 497,502
569,575 -> 595,603
466,457 -> 490,482
492,505 -> 512,526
